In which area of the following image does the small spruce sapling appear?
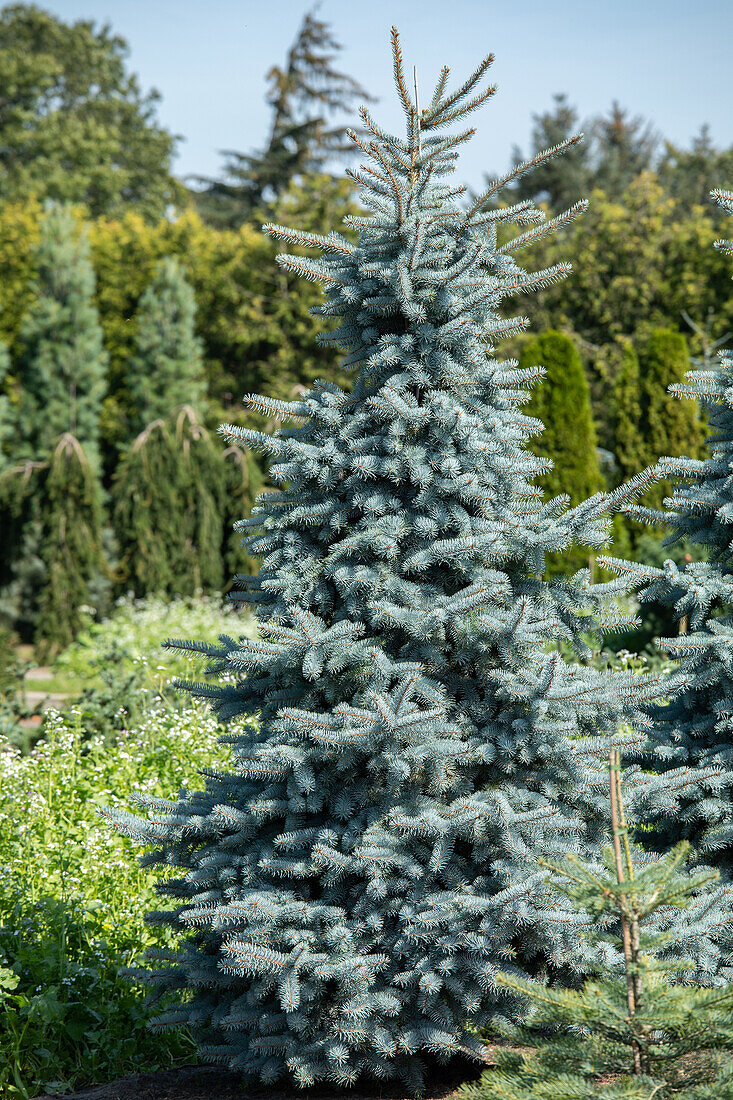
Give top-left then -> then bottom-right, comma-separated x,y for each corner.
457,748 -> 733,1099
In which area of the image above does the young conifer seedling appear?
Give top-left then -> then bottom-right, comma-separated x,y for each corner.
457,748 -> 733,1099
102,27 -> 654,1093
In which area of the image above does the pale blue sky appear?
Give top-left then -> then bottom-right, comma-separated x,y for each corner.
17,0 -> 733,194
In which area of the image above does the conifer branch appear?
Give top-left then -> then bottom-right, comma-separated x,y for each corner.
426,54 -> 495,127
263,223 -> 354,255
429,64 -> 451,112
369,141 -> 405,222
498,200 -> 588,255
465,134 -> 584,220
390,26 -> 413,118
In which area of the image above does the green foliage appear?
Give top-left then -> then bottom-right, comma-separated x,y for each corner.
637,329 -> 706,508
0,702 -> 241,1098
0,434 -> 107,653
0,339 -> 11,471
504,96 -> 658,214
0,593 -> 257,751
0,461 -> 44,642
102,27 -> 666,1091
14,204 -> 107,471
192,6 -> 375,229
35,434 -> 107,658
0,3 -> 181,219
522,331 -> 603,574
659,125 -> 733,208
523,331 -> 604,503
111,416 -> 189,596
589,103 -> 659,203
508,172 -> 733,374
113,407 -> 226,598
127,256 -> 206,439
86,182 -> 364,451
602,192 -> 733,874
608,331 -> 705,575
0,199 -> 43,356
610,339 -> 647,557
54,592 -> 255,689
508,94 -> 589,213
0,181 -> 366,451
608,533 -> 703,656
460,754 -> 733,1098
612,339 -> 645,484
221,445 -> 265,581
0,627 -> 19,696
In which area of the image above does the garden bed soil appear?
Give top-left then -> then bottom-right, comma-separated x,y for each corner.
31,1053 -> 489,1100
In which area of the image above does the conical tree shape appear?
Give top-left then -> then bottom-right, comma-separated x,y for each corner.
15,204 -> 107,471
638,329 -> 706,510
102,29 -> 652,1092
173,406 -> 226,594
36,433 -> 106,655
192,5 -> 377,228
112,417 -> 182,596
602,191 -> 733,875
521,330 -> 603,574
113,406 -> 226,598
522,331 -> 603,506
127,257 -> 207,438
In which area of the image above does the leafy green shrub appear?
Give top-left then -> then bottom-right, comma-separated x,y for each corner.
54,592 -> 257,689
0,701 -> 250,1097
0,627 -> 19,694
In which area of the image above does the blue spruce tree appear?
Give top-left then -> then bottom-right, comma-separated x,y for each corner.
601,189 -> 733,875
102,29 -> 653,1092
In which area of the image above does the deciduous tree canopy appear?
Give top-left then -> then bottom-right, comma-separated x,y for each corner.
0,3 -> 182,219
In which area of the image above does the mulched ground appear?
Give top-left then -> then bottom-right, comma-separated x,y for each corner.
31,1055 -> 488,1100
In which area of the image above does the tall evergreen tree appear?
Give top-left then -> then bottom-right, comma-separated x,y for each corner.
127,257 -> 206,438
608,329 -> 705,515
497,98 -> 657,216
521,330 -> 604,574
192,5 -> 376,228
0,434 -> 105,651
36,433 -> 106,655
103,29 -> 651,1092
521,330 -> 603,504
0,458 -> 45,639
590,102 -> 659,200
601,190 -> 733,874
659,125 -> 733,209
612,338 -> 645,486
638,329 -> 706,510
113,407 -> 225,598
508,95 -> 591,213
15,204 -> 108,471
